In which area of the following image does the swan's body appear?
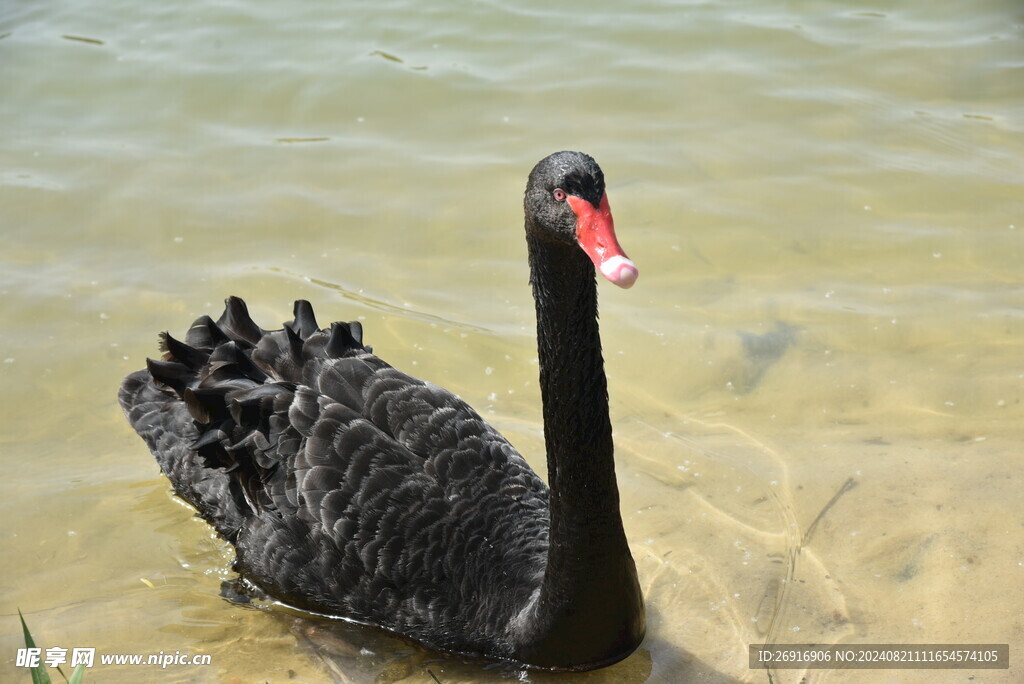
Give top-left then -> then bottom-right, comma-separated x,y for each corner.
119,151 -> 644,670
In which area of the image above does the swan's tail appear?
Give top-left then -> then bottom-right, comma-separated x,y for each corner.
118,296 -> 371,538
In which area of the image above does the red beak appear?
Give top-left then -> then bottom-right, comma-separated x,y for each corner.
567,192 -> 638,289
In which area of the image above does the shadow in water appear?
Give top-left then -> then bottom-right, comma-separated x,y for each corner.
733,321 -> 800,394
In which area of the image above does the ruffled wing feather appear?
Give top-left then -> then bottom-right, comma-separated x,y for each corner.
119,297 -> 549,656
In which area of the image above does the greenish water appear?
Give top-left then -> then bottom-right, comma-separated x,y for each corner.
2,1 -> 1022,682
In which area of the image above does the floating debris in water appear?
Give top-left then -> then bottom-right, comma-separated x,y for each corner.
276,137 -> 330,143
371,49 -> 403,63
369,50 -> 427,70
61,34 -> 104,45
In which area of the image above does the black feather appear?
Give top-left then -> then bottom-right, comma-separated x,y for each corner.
185,315 -> 231,351
325,321 -> 363,358
159,331 -> 208,369
290,299 -> 320,339
217,296 -> 265,345
349,320 -> 364,346
284,323 -> 305,362
145,358 -> 193,395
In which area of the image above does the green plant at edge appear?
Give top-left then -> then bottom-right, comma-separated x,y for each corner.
18,609 -> 86,684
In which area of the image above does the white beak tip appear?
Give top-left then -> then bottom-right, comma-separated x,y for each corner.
600,256 -> 639,289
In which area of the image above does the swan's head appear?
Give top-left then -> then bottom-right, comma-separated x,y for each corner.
525,151 -> 638,289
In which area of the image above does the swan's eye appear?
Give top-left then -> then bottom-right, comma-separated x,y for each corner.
552,188 -> 567,202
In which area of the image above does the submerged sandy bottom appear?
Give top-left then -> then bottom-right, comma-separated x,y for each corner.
3,0 -> 1022,681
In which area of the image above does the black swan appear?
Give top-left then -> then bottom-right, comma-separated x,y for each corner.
119,151 -> 645,671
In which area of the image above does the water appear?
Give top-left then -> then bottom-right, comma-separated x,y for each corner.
2,1 -> 1022,682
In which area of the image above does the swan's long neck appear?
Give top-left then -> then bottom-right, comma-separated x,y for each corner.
528,233 -> 619,537
520,230 -> 644,666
